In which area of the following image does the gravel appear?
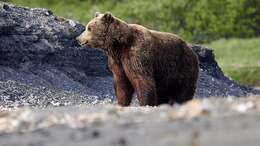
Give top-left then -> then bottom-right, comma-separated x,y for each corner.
0,96 -> 260,146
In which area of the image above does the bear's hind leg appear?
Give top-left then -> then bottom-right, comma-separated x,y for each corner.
175,83 -> 196,104
157,91 -> 171,105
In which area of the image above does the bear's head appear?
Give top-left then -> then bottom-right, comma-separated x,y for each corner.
76,12 -> 132,50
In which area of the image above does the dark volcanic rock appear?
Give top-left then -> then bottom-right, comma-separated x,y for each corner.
0,3 -> 113,108
192,45 -> 259,97
0,3 -> 259,108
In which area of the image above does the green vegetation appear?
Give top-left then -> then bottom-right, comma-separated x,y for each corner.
5,0 -> 260,43
206,38 -> 260,86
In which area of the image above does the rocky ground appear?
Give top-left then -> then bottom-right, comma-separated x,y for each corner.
1,2 -> 260,146
0,96 -> 260,146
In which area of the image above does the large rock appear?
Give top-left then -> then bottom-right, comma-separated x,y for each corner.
0,3 -> 259,108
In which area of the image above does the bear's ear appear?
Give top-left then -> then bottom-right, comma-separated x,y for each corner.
102,12 -> 114,23
94,12 -> 101,17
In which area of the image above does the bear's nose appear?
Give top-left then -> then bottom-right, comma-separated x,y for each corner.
76,36 -> 81,43
76,36 -> 88,46
76,36 -> 82,44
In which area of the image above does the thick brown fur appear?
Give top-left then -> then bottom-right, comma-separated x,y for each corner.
77,12 -> 199,106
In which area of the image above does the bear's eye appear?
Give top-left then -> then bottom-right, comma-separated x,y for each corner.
88,27 -> 91,31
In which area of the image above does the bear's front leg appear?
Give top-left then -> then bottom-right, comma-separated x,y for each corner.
113,74 -> 134,106
108,57 -> 134,106
134,76 -> 158,106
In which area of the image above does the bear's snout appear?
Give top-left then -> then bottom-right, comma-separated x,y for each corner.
76,35 -> 88,46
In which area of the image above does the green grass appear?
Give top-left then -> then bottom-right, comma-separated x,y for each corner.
206,38 -> 260,86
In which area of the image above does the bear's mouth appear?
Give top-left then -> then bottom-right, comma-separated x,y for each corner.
82,42 -> 93,48
81,42 -> 87,46
78,41 -> 91,48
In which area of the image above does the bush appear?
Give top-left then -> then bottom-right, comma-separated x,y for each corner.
6,0 -> 260,43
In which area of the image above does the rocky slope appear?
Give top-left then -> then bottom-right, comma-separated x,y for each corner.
0,2 -> 259,108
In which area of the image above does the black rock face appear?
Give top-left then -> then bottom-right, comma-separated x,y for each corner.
192,45 -> 259,97
0,3 -> 258,108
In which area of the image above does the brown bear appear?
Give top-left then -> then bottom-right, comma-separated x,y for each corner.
77,12 -> 199,106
